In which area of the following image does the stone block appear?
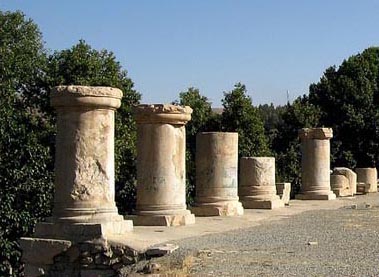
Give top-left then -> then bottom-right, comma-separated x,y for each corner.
127,213 -> 195,226
356,168 -> 378,193
330,174 -> 350,197
295,193 -> 336,200
190,201 -> 244,216
331,167 -> 356,196
241,198 -> 284,209
34,220 -> 133,241
19,237 -> 72,265
276,182 -> 291,205
145,244 -> 179,257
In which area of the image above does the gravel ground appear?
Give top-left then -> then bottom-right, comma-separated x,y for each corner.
149,195 -> 379,276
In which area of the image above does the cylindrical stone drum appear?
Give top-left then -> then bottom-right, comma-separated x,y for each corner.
239,157 -> 283,209
330,174 -> 348,197
296,128 -> 336,200
50,85 -> 124,223
192,132 -> 243,216
355,168 -> 378,193
133,104 -> 195,226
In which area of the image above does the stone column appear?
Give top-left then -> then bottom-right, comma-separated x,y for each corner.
239,157 -> 284,209
191,132 -> 244,216
355,168 -> 378,193
331,167 -> 356,197
131,104 -> 195,226
34,86 -> 133,240
296,128 -> 336,200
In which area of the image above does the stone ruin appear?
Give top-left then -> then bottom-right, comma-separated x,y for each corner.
127,104 -> 195,226
330,167 -> 357,197
296,128 -> 336,200
191,132 -> 244,216
20,87 -> 376,275
239,157 -> 284,209
355,167 -> 378,194
276,183 -> 291,205
20,86 -> 134,276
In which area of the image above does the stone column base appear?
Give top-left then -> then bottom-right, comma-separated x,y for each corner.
295,192 -> 336,200
241,198 -> 285,209
126,213 -> 195,226
19,235 -> 140,277
34,220 -> 133,242
190,201 -> 244,216
276,183 -> 291,205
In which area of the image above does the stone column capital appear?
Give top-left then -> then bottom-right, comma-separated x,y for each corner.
51,85 -> 123,109
298,127 -> 333,140
134,104 -> 192,125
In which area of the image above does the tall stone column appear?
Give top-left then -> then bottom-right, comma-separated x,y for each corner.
34,86 -> 133,240
191,132 -> 244,216
296,128 -> 336,200
355,168 -> 378,193
239,157 -> 284,209
131,104 -> 195,226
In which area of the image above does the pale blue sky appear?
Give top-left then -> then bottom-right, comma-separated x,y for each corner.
1,1 -> 379,106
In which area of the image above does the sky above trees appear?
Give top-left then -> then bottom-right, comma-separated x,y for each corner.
1,0 -> 379,106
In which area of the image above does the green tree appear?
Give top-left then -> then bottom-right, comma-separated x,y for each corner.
257,103 -> 286,148
272,96 -> 320,193
175,88 -> 215,202
0,11 -> 53,276
309,47 -> 379,168
221,83 -> 270,157
48,40 -> 141,213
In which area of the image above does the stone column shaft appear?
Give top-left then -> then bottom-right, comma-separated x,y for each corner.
34,85 -> 133,240
130,104 -> 195,226
191,132 -> 243,216
296,128 -> 336,200
355,168 -> 378,193
239,157 -> 284,209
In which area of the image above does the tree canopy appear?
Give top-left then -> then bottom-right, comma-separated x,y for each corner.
221,83 -> 270,157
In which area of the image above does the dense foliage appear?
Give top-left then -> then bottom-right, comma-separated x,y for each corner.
221,83 -> 270,157
0,11 -> 54,275
308,47 -> 379,168
0,11 -> 140,275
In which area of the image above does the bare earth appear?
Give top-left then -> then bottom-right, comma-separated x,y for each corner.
127,193 -> 379,276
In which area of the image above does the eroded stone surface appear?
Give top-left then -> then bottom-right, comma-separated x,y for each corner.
355,168 -> 378,193
331,167 -> 356,197
296,128 -> 336,200
191,132 -> 243,216
21,86 -> 133,276
130,104 -> 195,226
239,157 -> 284,209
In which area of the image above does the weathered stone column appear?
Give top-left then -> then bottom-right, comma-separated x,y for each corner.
355,168 -> 378,193
34,86 -> 133,239
131,104 -> 195,226
191,132 -> 244,216
239,157 -> 284,209
331,167 -> 356,197
296,128 -> 336,200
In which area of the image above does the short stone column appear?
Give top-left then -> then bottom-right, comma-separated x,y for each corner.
33,86 -> 133,239
239,157 -> 284,209
191,132 -> 244,216
296,128 -> 336,200
331,167 -> 356,197
131,104 -> 195,226
355,168 -> 378,193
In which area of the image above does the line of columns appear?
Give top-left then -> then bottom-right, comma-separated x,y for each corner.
32,86 -> 350,235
